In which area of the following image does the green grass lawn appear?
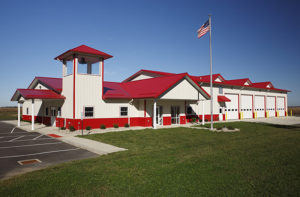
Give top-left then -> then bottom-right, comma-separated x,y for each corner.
1,122 -> 299,196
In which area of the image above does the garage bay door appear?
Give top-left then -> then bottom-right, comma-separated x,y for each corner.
225,94 -> 239,120
241,95 -> 253,119
254,95 -> 265,118
277,97 -> 285,116
267,96 -> 275,117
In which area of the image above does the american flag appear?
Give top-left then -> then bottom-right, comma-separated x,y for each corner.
197,20 -> 210,38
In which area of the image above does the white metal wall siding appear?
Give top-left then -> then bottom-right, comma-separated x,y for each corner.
241,95 -> 252,119
254,96 -> 265,118
224,94 -> 239,119
161,79 -> 204,100
61,75 -> 73,118
202,86 -> 221,114
267,96 -> 275,117
277,97 -> 285,116
22,99 -> 42,116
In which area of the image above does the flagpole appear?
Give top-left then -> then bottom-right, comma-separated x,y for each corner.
209,14 -> 213,130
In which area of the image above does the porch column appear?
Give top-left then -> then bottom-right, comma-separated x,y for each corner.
87,63 -> 92,74
17,102 -> 21,127
153,100 -> 157,129
202,100 -> 205,125
31,99 -> 35,130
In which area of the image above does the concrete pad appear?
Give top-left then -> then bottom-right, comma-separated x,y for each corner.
243,116 -> 300,126
2,120 -> 127,156
60,136 -> 126,155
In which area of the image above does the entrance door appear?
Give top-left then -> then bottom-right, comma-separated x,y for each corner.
219,108 -> 223,121
156,106 -> 163,126
171,106 -> 180,124
50,107 -> 57,127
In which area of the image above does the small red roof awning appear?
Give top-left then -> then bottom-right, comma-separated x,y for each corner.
218,95 -> 231,102
11,89 -> 65,101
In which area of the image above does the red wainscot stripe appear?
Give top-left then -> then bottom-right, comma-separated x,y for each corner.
22,115 -> 51,126
61,117 -> 154,130
180,116 -> 186,124
163,117 -> 171,125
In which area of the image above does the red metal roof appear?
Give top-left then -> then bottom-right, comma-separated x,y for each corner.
104,73 -> 210,99
224,78 -> 252,86
54,45 -> 113,60
218,95 -> 231,102
12,89 -> 65,100
251,82 -> 273,88
197,74 -> 225,83
35,77 -> 62,92
122,69 -> 174,82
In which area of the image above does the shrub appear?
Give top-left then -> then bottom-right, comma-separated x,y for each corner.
113,124 -> 119,128
124,123 -> 130,128
69,125 -> 75,132
60,127 -> 66,130
100,124 -> 106,129
191,117 -> 197,123
216,126 -> 222,130
86,126 -> 91,130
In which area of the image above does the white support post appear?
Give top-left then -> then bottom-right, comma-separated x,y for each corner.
17,102 -> 21,127
62,60 -> 67,76
87,63 -> 92,74
99,58 -> 103,77
31,99 -> 34,130
202,100 -> 205,125
153,100 -> 157,129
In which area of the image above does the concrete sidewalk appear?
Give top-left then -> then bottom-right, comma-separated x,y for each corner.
1,120 -> 127,155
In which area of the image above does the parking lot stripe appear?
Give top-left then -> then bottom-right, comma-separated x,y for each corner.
0,142 -> 62,149
0,148 -> 81,159
0,132 -> 30,135
10,127 -> 16,133
0,138 -> 53,144
0,134 -> 42,138
8,136 -> 24,142
33,134 -> 43,140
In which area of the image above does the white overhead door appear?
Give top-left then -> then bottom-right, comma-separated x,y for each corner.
225,94 -> 239,120
277,97 -> 285,116
267,96 -> 275,117
254,96 -> 265,118
241,95 -> 253,119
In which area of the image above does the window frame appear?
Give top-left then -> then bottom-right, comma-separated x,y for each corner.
84,106 -> 94,118
120,106 -> 128,117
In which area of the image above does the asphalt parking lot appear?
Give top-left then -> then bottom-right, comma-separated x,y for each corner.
0,122 -> 97,180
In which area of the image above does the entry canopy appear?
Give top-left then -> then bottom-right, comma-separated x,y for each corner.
11,89 -> 65,101
218,95 -> 231,102
54,45 -> 113,61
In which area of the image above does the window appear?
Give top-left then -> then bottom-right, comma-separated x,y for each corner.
26,108 -> 29,115
46,107 -> 48,116
58,107 -> 61,117
120,107 -> 128,116
219,87 -> 223,94
186,106 -> 193,115
84,107 -> 94,117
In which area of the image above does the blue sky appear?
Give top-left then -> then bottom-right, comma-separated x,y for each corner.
0,0 -> 299,106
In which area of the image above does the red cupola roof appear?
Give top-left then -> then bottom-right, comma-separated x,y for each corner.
54,45 -> 113,60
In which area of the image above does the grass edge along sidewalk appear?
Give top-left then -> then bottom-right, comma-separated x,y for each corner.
0,122 -> 299,196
